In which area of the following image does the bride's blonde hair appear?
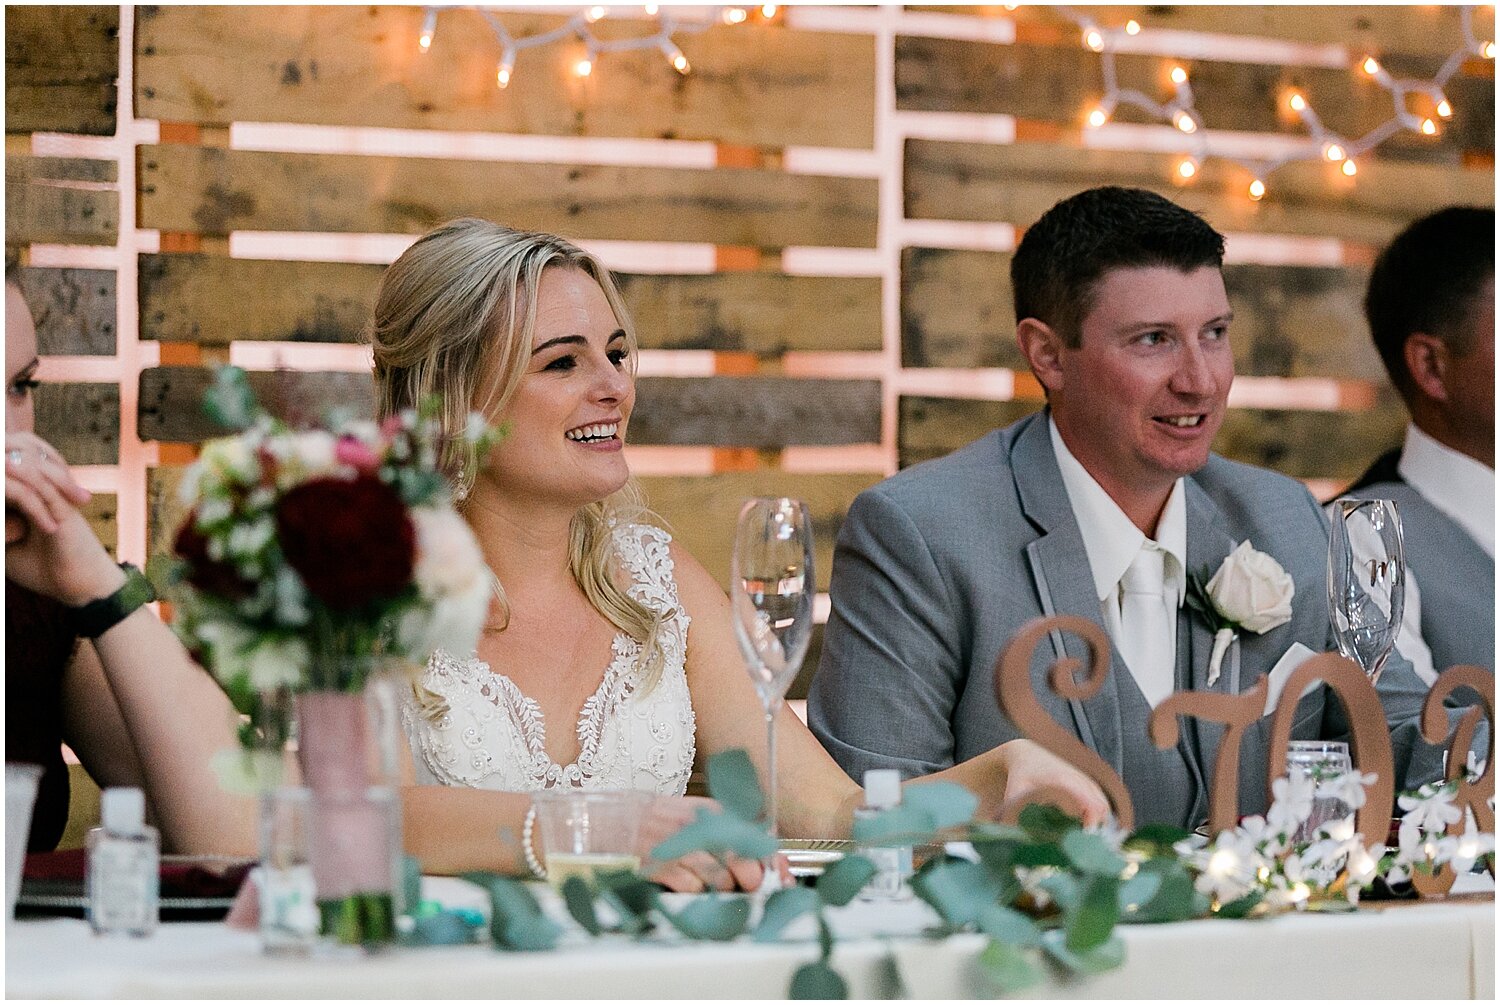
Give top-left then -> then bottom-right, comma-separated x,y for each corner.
371,218 -> 667,692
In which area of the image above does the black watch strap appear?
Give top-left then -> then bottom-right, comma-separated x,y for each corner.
72,563 -> 156,639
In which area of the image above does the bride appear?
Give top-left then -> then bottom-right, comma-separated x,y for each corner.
374,219 -> 1103,892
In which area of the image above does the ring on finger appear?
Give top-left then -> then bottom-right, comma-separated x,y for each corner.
5,448 -> 23,466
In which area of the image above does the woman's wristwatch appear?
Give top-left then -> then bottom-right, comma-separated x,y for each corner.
69,563 -> 156,639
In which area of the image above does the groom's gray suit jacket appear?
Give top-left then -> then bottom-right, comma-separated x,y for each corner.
809,411 -> 1441,825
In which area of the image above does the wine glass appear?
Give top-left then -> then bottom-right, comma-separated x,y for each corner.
1327,497 -> 1405,681
730,497 -> 814,838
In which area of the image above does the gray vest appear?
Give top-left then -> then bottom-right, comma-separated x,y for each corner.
1115,655 -> 1201,828
1348,481 -> 1494,673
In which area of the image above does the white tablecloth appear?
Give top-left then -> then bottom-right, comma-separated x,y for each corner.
7,878 -> 1493,999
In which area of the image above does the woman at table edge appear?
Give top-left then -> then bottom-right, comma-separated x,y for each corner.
375,218 -> 1107,891
4,264 -> 255,855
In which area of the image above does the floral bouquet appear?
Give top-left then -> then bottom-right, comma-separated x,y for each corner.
158,367 -> 497,946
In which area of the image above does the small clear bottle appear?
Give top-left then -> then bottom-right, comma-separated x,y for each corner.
854,769 -> 913,902
86,787 -> 159,936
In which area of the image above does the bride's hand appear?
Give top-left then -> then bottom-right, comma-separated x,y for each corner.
639,795 -> 769,893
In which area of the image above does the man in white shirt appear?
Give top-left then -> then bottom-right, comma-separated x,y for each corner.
811,187 -> 1444,827
1345,207 -> 1494,678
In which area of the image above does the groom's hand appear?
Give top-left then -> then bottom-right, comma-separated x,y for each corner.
995,739 -> 1112,827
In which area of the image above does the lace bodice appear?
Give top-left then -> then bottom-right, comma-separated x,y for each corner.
401,523 -> 696,796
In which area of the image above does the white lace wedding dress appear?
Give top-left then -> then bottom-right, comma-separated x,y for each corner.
400,523 -> 697,796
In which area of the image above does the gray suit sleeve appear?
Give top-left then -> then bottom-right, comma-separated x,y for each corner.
808,488 -> 968,781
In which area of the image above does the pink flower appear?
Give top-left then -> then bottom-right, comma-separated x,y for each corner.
334,434 -> 382,473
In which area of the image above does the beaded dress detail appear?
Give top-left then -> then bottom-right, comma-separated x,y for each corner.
401,524 -> 696,795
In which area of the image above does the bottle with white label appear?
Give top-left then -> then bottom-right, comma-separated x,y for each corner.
86,787 -> 159,936
853,769 -> 914,902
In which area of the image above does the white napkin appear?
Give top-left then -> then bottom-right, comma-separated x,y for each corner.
1258,643 -> 1320,716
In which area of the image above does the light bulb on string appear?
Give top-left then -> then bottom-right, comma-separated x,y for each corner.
418,8 -> 436,53
1362,56 -> 1382,75
496,51 -> 515,89
1324,142 -> 1345,161
1249,179 -> 1266,201
1421,117 -> 1437,134
1342,158 -> 1358,176
575,55 -> 594,78
1084,27 -> 1104,51
1288,92 -> 1307,112
1485,41 -> 1497,59
644,3 -> 658,14
1086,106 -> 1110,128
1437,98 -> 1453,118
1177,158 -> 1198,180
724,7 -> 748,24
586,6 -> 607,22
761,4 -> 778,17
1173,110 -> 1197,133
1125,19 -> 1141,35
1170,65 -> 1188,85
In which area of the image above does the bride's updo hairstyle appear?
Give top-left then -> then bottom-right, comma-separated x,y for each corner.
371,218 -> 666,690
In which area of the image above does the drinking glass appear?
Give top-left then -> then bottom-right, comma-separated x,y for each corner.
6,763 -> 42,920
258,786 -> 318,954
532,790 -> 647,888
1327,498 -> 1405,681
1286,740 -> 1354,846
730,497 -> 815,838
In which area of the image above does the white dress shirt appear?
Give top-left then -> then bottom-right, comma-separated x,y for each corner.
1398,423 -> 1495,556
1049,418 -> 1187,705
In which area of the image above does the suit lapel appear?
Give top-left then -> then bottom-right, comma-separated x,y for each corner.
1013,414 -> 1125,777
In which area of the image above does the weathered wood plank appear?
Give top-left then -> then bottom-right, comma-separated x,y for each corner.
895,36 -> 1493,161
35,382 -> 119,465
633,376 -> 883,447
139,254 -> 384,345
137,254 -> 883,354
137,145 -> 879,249
898,395 -> 1408,480
138,367 -> 882,448
904,139 -> 1494,246
902,248 -> 1386,380
17,266 -> 116,356
82,492 -> 117,557
146,464 -> 187,570
5,5 -> 119,136
137,366 -> 375,444
135,8 -> 874,149
641,471 -> 884,592
618,273 -> 884,355
915,5 -> 1497,65
6,155 -> 118,245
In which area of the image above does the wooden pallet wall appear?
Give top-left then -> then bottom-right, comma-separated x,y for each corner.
7,5 -> 1495,704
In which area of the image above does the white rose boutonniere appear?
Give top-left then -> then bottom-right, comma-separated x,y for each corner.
1186,540 -> 1296,686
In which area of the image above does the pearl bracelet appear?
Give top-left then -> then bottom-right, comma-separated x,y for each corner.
522,804 -> 546,880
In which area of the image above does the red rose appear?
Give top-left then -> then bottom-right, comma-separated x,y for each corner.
275,474 -> 415,610
174,513 -> 254,599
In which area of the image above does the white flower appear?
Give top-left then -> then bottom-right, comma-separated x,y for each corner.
226,516 -> 276,560
1205,541 -> 1295,634
1436,826 -> 1494,874
409,507 -> 487,600
290,430 -> 338,474
1345,842 -> 1384,888
1267,774 -> 1316,835
1397,785 -> 1464,835
195,618 -> 257,685
200,436 -> 261,486
246,636 -> 309,691
1316,769 -> 1377,811
1194,830 -> 1260,905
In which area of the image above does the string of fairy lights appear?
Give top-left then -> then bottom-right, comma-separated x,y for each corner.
1048,3 -> 1496,200
413,4 -> 778,87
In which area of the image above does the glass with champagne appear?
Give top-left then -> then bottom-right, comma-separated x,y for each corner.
532,790 -> 648,888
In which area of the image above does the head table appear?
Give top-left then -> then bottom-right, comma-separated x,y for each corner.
7,875 -> 1493,999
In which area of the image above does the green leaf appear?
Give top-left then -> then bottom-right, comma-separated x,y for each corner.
1018,802 -> 1083,842
790,961 -> 848,1000
561,875 -> 602,936
850,804 -> 928,845
596,874 -> 659,935
1038,871 -> 1080,912
404,910 -> 478,946
816,912 -> 834,962
650,808 -> 777,862
460,872 -> 561,951
661,895 -> 751,941
202,365 -> 260,431
1010,841 -> 1069,869
911,860 -> 1004,925
401,854 -> 423,916
1124,860 -> 1197,923
1116,871 -> 1163,914
901,781 -> 980,830
978,939 -> 1043,993
1042,930 -> 1126,975
1214,891 -> 1263,920
1064,874 -> 1119,953
753,886 -> 820,943
1125,823 -> 1192,853
1062,830 -> 1127,876
816,854 -> 878,907
974,904 -> 1043,947
706,748 -> 765,822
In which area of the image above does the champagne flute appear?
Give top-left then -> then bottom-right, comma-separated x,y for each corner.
730,497 -> 814,838
1327,497 -> 1405,681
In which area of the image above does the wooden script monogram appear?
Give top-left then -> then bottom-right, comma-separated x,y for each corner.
1411,665 -> 1495,896
992,615 -> 1490,863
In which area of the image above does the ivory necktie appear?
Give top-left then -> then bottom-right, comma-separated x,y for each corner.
1117,544 -> 1174,708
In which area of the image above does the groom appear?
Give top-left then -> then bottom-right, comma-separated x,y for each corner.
809,186 -> 1445,827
